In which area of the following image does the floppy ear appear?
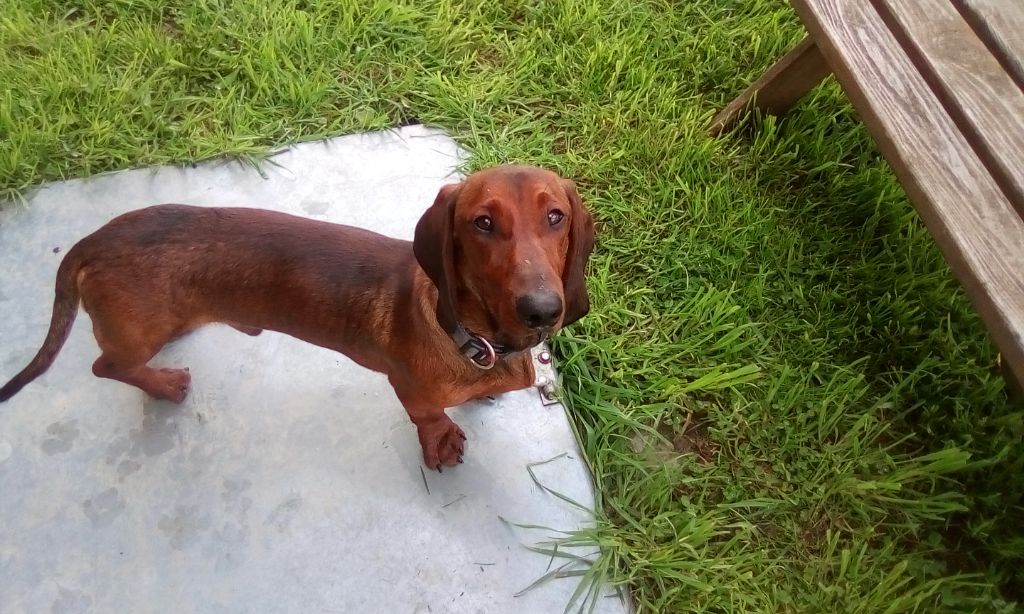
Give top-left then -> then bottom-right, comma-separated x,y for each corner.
561,179 -> 596,327
414,182 -> 462,333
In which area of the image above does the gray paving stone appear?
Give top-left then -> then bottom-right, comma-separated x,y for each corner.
0,126 -> 625,614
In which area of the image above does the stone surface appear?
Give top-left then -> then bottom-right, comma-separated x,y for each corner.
0,126 -> 624,613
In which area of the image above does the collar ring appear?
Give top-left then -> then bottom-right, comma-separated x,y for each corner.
469,334 -> 497,370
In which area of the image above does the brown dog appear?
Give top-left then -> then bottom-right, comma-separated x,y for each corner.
0,165 -> 595,469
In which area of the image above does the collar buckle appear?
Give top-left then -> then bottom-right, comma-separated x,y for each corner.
463,333 -> 497,370
451,326 -> 506,370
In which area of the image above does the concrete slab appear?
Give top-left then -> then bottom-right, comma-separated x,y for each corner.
0,126 -> 624,613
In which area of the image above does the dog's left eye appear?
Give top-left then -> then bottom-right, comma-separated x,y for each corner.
548,210 -> 565,226
474,215 -> 494,232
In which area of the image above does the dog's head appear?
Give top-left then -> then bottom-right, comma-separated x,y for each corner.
414,165 -> 595,352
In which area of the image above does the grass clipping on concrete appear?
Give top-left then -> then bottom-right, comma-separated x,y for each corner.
3,0 -> 1022,611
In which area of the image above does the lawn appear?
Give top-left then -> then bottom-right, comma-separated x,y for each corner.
2,0 -> 1022,611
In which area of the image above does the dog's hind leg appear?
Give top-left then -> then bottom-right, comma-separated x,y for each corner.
91,340 -> 191,403
88,311 -> 192,403
230,325 -> 263,336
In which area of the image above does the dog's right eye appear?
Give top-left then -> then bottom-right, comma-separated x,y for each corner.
474,215 -> 494,232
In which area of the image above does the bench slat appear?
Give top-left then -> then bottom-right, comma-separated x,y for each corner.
958,0 -> 1024,91
876,0 -> 1024,218
791,0 -> 1024,383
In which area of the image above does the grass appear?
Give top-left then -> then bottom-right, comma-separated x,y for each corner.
3,0 -> 1023,611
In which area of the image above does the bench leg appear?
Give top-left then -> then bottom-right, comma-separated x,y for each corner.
1000,356 -> 1024,402
709,35 -> 832,136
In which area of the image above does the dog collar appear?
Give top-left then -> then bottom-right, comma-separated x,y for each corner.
450,326 -> 510,370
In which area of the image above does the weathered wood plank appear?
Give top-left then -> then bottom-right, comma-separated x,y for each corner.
957,0 -> 1024,91
876,0 -> 1024,217
790,0 -> 1024,384
708,36 -> 832,136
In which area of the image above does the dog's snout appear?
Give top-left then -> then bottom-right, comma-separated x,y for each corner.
516,292 -> 563,329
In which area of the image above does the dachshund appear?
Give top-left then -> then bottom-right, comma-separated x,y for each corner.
0,165 -> 595,470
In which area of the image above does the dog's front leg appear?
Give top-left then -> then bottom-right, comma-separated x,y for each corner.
391,380 -> 466,470
411,411 -> 466,471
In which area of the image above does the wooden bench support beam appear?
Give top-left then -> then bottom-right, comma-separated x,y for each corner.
708,36 -> 832,136
711,0 -> 1024,391
790,0 -> 1024,389
1002,356 -> 1024,401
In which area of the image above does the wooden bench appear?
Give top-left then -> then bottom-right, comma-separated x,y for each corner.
711,0 -> 1024,392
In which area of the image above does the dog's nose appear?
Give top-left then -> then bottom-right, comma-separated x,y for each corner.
516,292 -> 563,329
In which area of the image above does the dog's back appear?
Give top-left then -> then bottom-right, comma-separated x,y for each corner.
77,204 -> 414,325
1,204 -> 417,401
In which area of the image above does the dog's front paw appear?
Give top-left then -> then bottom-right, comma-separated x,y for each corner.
415,415 -> 466,471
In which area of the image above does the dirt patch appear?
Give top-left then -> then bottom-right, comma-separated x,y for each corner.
668,418 -> 717,463
6,43 -> 42,59
162,17 -> 183,39
799,513 -> 832,554
630,412 -> 719,464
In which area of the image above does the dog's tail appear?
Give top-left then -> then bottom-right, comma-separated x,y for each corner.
0,250 -> 82,402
